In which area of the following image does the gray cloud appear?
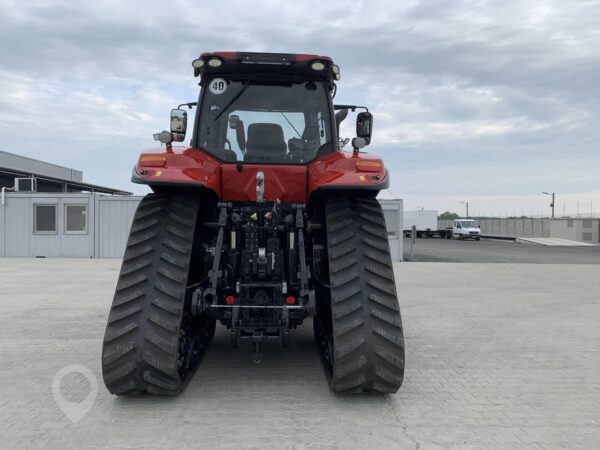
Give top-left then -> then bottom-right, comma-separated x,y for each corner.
0,0 -> 598,213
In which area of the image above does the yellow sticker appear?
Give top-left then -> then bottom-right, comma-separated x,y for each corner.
155,170 -> 162,177
359,175 -> 366,181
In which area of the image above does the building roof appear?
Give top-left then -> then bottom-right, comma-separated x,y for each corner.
0,150 -> 131,195
377,189 -> 401,201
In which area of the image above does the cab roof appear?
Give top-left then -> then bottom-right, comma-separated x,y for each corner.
192,51 -> 340,81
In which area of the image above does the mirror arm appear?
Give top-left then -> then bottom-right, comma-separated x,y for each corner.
177,102 -> 197,110
334,104 -> 369,113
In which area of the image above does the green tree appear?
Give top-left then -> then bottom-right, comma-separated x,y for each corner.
438,211 -> 459,220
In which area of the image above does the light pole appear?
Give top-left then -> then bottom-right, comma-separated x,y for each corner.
459,201 -> 469,218
542,192 -> 555,219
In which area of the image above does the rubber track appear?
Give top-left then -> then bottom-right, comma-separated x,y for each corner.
324,195 -> 405,393
101,193 -> 203,395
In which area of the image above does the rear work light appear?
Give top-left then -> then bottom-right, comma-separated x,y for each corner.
139,155 -> 167,167
207,58 -> 223,68
332,64 -> 341,80
311,61 -> 325,71
192,58 -> 204,68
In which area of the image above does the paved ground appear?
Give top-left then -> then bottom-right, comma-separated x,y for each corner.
1,258 -> 599,449
517,238 -> 597,247
403,237 -> 600,263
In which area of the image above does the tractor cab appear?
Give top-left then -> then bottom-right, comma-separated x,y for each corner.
165,52 -> 373,164
198,76 -> 332,164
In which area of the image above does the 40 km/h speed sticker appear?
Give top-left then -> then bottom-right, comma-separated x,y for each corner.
209,78 -> 228,95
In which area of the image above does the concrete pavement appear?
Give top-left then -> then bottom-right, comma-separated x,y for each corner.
404,236 -> 600,263
0,258 -> 599,449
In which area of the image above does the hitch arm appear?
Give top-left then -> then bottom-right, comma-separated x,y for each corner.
204,203 -> 229,302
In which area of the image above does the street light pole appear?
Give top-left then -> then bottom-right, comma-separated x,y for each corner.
460,201 -> 469,218
542,192 -> 555,219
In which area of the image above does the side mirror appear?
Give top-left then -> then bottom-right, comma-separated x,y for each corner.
170,109 -> 187,142
229,114 -> 240,129
335,108 -> 349,135
356,111 -> 373,145
229,114 -> 246,151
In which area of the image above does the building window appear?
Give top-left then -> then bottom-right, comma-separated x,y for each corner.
582,219 -> 592,228
34,204 -> 57,234
65,204 -> 87,234
567,220 -> 573,228
382,209 -> 398,238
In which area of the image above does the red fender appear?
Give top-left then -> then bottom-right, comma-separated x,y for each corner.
133,147 -> 388,201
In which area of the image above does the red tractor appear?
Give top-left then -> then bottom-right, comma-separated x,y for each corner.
101,52 -> 404,395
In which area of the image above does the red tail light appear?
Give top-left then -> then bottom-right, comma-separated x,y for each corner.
225,295 -> 235,305
286,296 -> 296,305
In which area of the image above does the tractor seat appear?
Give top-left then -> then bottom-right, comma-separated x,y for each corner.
245,123 -> 287,161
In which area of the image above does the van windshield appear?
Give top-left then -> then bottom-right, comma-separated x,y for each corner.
196,78 -> 333,164
460,220 -> 477,227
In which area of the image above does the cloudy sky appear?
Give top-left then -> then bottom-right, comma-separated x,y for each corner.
1,0 -> 598,216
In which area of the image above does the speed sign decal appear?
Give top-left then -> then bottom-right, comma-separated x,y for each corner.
209,78 -> 228,95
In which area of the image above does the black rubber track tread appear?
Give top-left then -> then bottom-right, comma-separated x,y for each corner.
323,195 -> 405,393
101,192 -> 211,396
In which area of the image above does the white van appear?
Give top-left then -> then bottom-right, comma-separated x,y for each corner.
453,219 -> 481,240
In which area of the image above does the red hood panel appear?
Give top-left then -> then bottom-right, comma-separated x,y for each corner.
221,164 -> 307,203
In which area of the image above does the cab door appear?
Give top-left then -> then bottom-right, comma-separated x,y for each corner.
453,220 -> 462,238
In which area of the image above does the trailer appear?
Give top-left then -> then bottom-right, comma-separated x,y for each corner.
402,210 -> 451,238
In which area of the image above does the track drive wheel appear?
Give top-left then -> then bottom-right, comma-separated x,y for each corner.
101,193 -> 215,395
314,195 -> 405,393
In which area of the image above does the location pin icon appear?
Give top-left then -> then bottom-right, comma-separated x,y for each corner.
52,365 -> 98,423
